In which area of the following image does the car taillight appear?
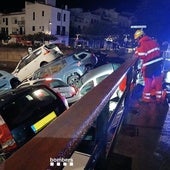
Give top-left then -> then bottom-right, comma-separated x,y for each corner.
56,92 -> 69,109
44,49 -> 50,55
67,86 -> 79,98
0,115 -> 17,152
45,77 -> 53,81
77,61 -> 81,66
72,86 -> 79,94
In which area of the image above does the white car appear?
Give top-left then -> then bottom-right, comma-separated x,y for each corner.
17,77 -> 81,105
0,70 -> 21,93
44,43 -> 63,55
79,63 -> 122,111
12,44 -> 63,82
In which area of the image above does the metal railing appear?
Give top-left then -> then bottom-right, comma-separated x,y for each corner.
0,55 -> 138,170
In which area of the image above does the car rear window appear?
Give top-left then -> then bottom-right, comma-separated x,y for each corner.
44,44 -> 56,49
0,87 -> 58,129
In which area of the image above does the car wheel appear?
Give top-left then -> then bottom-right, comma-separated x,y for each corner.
86,64 -> 93,71
10,78 -> 21,88
67,73 -> 80,87
40,61 -> 48,67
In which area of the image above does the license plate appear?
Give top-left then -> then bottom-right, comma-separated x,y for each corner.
31,111 -> 57,133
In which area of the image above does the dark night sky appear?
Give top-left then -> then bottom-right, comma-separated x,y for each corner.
0,0 -> 139,13
0,0 -> 170,41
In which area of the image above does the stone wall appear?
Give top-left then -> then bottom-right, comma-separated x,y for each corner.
0,47 -> 27,62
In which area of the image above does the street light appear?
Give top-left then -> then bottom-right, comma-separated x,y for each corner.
130,25 -> 147,30
48,20 -> 52,34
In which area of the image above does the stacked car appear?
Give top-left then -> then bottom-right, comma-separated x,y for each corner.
0,45 -> 127,159
17,77 -> 81,105
31,50 -> 98,87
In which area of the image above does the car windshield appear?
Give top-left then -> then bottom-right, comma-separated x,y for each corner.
44,44 -> 56,49
17,49 -> 42,70
0,88 -> 57,130
72,54 -> 81,60
73,52 -> 89,60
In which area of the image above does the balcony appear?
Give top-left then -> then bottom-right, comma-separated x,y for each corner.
17,20 -> 25,26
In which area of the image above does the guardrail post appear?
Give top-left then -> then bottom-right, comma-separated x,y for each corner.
85,102 -> 110,170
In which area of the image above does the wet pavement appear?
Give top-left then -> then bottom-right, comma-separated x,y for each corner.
108,101 -> 170,170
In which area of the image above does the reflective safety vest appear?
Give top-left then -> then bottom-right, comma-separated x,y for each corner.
135,35 -> 162,67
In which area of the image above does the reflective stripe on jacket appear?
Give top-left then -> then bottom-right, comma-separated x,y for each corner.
135,36 -> 161,64
142,57 -> 163,67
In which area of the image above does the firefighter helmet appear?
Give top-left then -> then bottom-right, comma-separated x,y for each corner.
134,29 -> 144,40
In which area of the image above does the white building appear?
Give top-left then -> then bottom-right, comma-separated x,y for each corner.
0,0 -> 70,45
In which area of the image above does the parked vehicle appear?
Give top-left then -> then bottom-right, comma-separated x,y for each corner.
0,70 -> 21,93
79,63 -> 121,96
0,84 -> 68,158
79,63 -> 122,112
12,44 -> 63,82
17,78 -> 81,105
31,50 -> 98,87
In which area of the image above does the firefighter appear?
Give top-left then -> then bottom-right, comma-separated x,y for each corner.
134,29 -> 164,103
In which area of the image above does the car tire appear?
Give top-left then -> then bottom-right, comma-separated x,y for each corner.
40,61 -> 48,67
67,73 -> 80,87
10,78 -> 21,89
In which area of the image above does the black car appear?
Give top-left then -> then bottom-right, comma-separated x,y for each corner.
0,84 -> 68,158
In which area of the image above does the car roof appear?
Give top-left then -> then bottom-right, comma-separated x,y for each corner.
80,63 -> 116,84
18,78 -> 68,87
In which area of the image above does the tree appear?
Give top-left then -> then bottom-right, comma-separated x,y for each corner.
22,32 -> 58,44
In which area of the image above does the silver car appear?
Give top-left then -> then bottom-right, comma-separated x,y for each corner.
31,50 -> 98,87
79,63 -> 121,96
79,63 -> 123,111
17,78 -> 81,105
0,70 -> 21,93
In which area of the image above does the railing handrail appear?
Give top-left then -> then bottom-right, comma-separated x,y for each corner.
0,55 -> 138,170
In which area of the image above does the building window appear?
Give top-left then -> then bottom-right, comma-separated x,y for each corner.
12,27 -> 18,34
42,11 -> 44,16
11,18 -> 17,24
63,14 -> 66,22
5,18 -> 8,25
61,26 -> 65,35
42,26 -> 44,31
32,26 -> 35,31
56,26 -> 60,35
33,12 -> 35,20
57,12 -> 61,21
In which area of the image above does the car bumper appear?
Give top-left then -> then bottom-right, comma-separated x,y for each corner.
67,94 -> 81,105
